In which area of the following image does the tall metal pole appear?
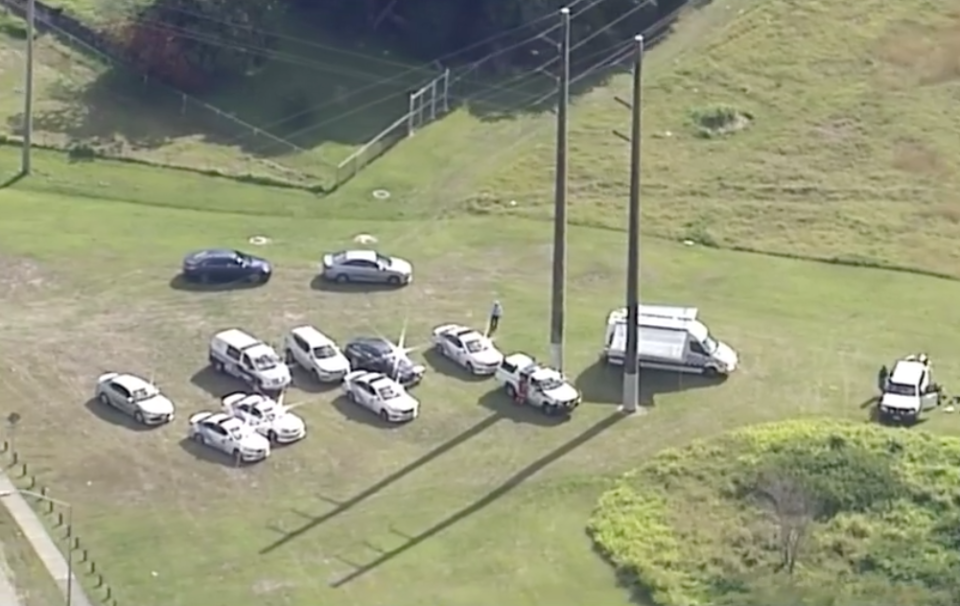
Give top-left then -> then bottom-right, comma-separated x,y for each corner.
22,0 -> 35,174
622,35 -> 644,414
549,6 -> 571,372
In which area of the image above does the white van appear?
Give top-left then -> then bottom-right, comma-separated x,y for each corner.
209,329 -> 292,391
602,306 -> 739,376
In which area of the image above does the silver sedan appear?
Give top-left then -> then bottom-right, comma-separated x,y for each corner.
320,250 -> 413,285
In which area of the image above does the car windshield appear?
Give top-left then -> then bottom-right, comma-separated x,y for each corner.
233,251 -> 249,264
377,386 -> 401,400
252,353 -> 280,371
376,253 -> 391,266
702,335 -> 719,355
227,426 -> 245,440
130,386 -> 158,402
464,338 -> 487,353
886,381 -> 918,397
536,376 -> 565,391
312,345 -> 337,359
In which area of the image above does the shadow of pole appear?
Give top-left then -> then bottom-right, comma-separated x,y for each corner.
0,171 -> 26,188
259,413 -> 504,554
328,411 -> 625,587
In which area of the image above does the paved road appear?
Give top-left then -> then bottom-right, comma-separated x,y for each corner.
0,473 -> 94,606
0,546 -> 23,606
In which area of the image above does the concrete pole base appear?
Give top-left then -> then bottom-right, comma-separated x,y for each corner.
621,371 -> 641,414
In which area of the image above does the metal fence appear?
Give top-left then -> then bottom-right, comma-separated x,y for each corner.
334,69 -> 450,187
0,0 -> 321,185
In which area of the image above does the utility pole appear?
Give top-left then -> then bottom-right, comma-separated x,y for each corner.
22,0 -> 35,174
549,6 -> 571,372
622,35 -> 644,414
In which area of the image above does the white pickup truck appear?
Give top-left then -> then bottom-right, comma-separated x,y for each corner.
878,355 -> 941,423
494,353 -> 581,416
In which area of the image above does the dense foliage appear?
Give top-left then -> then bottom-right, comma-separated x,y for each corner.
587,420 -> 960,606
107,0 -> 691,91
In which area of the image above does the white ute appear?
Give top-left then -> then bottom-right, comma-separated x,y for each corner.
222,393 -> 306,444
187,411 -> 271,462
603,306 -> 738,376
284,325 -> 351,383
494,353 -> 581,415
208,329 -> 291,391
342,370 -> 420,422
879,356 -> 941,423
430,323 -> 504,375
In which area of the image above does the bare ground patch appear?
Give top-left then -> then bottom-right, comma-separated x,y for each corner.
875,14 -> 960,86
891,138 -> 944,175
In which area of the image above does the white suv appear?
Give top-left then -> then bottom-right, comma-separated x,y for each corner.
208,329 -> 291,391
284,325 -> 351,383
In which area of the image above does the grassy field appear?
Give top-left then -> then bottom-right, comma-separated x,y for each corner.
0,6 -> 437,185
0,502 -> 64,606
0,0 -> 959,604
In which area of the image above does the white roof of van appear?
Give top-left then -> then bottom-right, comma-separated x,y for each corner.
607,307 -> 709,343
214,329 -> 260,350
609,323 -> 689,362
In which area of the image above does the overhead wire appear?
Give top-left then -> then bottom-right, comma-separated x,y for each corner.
237,0 -> 652,157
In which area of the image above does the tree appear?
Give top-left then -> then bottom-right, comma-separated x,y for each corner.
112,0 -> 287,90
755,470 -> 819,574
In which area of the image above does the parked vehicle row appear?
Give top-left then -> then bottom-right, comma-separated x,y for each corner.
179,248 -> 415,287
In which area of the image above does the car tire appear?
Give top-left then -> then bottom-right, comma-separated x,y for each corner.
379,408 -> 390,422
194,433 -> 204,444
335,274 -> 349,283
232,448 -> 242,462
505,384 -> 517,398
285,349 -> 295,364
387,275 -> 401,285
465,362 -> 474,374
134,411 -> 144,424
704,367 -> 719,378
314,369 -> 325,384
98,393 -> 109,405
268,430 -> 277,442
212,360 -> 224,373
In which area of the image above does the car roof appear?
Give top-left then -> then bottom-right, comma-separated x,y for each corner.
234,394 -> 272,409
504,352 -> 535,368
353,370 -> 386,384
455,328 -> 483,340
112,373 -> 153,392
350,337 -> 393,353
245,343 -> 278,358
369,376 -> 399,390
531,367 -> 562,381
891,360 -> 925,385
337,249 -> 379,263
213,329 -> 261,350
185,249 -> 239,262
205,412 -> 234,425
291,325 -> 334,346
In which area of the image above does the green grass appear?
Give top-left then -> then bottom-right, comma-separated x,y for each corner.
0,501 -> 64,606
588,420 -> 960,605
0,10 -> 437,187
1,0 -> 959,604
7,144 -> 960,606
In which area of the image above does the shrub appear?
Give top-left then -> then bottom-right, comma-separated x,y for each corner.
587,420 -> 960,606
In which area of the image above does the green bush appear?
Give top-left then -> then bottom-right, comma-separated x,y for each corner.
587,420 -> 960,606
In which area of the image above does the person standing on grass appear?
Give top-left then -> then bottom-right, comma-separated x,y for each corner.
877,364 -> 889,394
487,300 -> 503,337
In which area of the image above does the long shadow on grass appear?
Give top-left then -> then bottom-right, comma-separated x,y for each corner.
169,274 -> 265,292
190,366 -> 246,398
576,361 -> 726,406
328,411 -> 624,586
309,275 -> 405,294
259,413 -> 504,554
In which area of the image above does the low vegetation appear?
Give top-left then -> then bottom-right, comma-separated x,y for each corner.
588,420 -> 960,606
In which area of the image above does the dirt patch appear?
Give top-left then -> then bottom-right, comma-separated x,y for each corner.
876,15 -> 960,86
891,138 -> 943,175
0,255 -> 50,301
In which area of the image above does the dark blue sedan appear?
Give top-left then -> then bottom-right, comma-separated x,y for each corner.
181,249 -> 272,284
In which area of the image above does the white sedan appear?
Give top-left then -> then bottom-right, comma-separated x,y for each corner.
430,324 -> 504,375
95,372 -> 175,425
187,412 -> 271,462
342,370 -> 419,423
222,393 -> 306,444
